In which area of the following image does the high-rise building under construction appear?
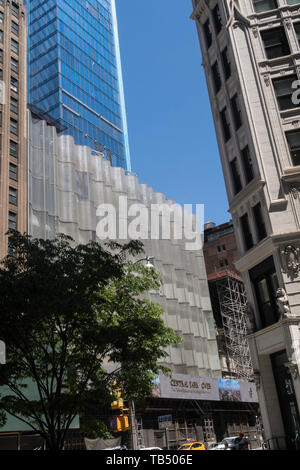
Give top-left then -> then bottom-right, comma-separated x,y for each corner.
24,0 -> 131,170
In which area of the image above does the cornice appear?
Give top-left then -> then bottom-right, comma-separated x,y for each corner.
229,178 -> 266,214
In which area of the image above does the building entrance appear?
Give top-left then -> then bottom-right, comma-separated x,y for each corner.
271,350 -> 300,450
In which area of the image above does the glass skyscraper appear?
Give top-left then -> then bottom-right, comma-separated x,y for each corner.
25,0 -> 131,170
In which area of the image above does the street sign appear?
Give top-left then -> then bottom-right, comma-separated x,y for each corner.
158,415 -> 172,429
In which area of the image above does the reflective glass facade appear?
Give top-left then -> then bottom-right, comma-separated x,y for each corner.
25,0 -> 131,170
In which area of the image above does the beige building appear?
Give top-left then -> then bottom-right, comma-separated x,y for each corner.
0,0 -> 27,259
191,0 -> 300,449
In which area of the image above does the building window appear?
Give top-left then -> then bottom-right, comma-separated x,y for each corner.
261,28 -> 290,59
212,61 -> 222,94
222,245 -> 226,251
8,211 -> 17,229
273,75 -> 298,111
10,140 -> 18,157
220,108 -> 231,142
221,47 -> 231,80
11,38 -> 19,55
10,97 -> 18,114
231,94 -> 242,130
0,49 -> 3,63
11,21 -> 18,36
0,67 -> 2,81
9,163 -> 18,181
253,202 -> 267,241
253,0 -> 278,12
294,23 -> 300,47
249,256 -> 279,328
0,12 -> 3,24
11,3 -> 19,18
10,77 -> 18,92
217,245 -> 221,252
240,213 -> 254,250
203,19 -> 212,49
286,131 -> 300,166
230,157 -> 243,195
11,57 -> 18,73
10,118 -> 18,135
9,187 -> 17,206
0,30 -> 3,43
287,0 -> 300,4
212,4 -> 222,35
241,145 -> 254,183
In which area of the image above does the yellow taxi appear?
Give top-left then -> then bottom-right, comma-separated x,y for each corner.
178,442 -> 206,451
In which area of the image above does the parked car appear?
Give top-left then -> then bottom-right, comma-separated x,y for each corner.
210,437 -> 240,450
178,442 -> 206,451
207,442 -> 219,450
138,447 -> 162,450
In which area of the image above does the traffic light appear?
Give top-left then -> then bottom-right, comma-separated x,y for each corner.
109,414 -> 130,433
111,387 -> 124,411
109,383 -> 130,432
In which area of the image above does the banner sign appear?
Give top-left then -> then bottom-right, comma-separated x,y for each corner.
153,373 -> 258,403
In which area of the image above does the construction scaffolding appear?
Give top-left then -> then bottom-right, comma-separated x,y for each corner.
209,270 -> 253,381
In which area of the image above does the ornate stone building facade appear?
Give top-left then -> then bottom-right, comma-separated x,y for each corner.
0,0 -> 27,259
192,0 -> 300,449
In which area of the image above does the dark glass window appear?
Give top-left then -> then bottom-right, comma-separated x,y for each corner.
203,19 -> 213,49
294,23 -> 300,47
231,94 -> 242,130
9,163 -> 18,181
0,49 -> 3,63
220,108 -> 231,142
10,97 -> 18,114
11,38 -> 19,55
212,61 -> 222,93
286,131 -> 300,166
11,57 -> 18,73
249,256 -> 279,328
10,77 -> 18,93
10,140 -> 18,158
273,75 -> 298,111
241,146 -> 254,183
11,3 -> 19,18
8,211 -> 17,229
212,4 -> 222,35
240,213 -> 254,250
0,12 -> 3,25
0,30 -> 3,43
253,0 -> 278,12
11,21 -> 18,36
9,187 -> 17,206
221,47 -> 231,80
287,0 -> 300,5
253,202 -> 267,241
261,28 -> 290,59
10,118 -> 18,135
230,158 -> 243,195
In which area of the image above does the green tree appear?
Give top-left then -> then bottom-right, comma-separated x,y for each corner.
0,232 -> 180,450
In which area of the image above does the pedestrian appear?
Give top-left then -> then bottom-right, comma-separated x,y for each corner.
235,433 -> 251,450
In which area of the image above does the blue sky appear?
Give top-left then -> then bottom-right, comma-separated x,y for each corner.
116,0 -> 230,226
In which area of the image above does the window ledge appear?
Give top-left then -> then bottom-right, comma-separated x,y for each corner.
229,177 -> 265,214
282,166 -> 300,183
